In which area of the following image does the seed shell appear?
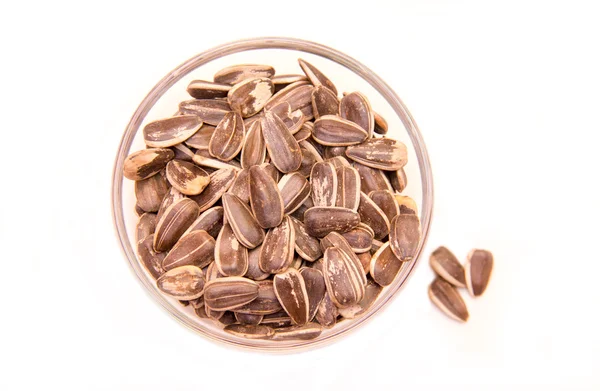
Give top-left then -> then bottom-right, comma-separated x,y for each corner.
357,192 -> 390,240
234,280 -> 283,315
136,213 -> 157,244
240,120 -> 266,168
323,247 -> 365,307
123,148 -> 174,181
203,277 -> 259,311
299,267 -> 326,321
389,213 -> 421,261
354,162 -> 393,194
429,246 -> 466,288
261,111 -> 302,173
244,245 -> 270,281
135,172 -> 170,212
224,324 -> 274,339
270,322 -> 322,341
137,234 -> 166,279
183,206 -> 224,238
369,190 -> 400,223
315,291 -> 338,328
179,99 -> 231,126
389,168 -> 407,193
165,160 -> 210,196
185,124 -> 215,150
373,111 -> 388,135
310,161 -> 338,207
370,242 -> 405,286
187,80 -> 231,99
259,216 -> 295,274
345,138 -> 408,171
208,111 -> 245,161
465,249 -> 494,296
338,278 -> 383,319
214,64 -> 275,85
339,91 -> 374,137
428,278 -> 469,322
311,85 -> 339,119
304,206 -> 361,238
340,225 -> 374,253
249,165 -> 284,229
189,168 -> 236,212
298,58 -> 337,95
222,193 -> 265,249
273,269 -> 310,325
153,198 -> 200,252
143,115 -> 203,148
289,216 -> 322,261
162,230 -> 215,271
335,165 -> 361,211
278,172 -> 311,214
312,115 -> 369,146
156,265 -> 205,300
227,77 -> 274,118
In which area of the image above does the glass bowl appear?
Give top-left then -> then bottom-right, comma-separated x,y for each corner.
111,37 -> 433,351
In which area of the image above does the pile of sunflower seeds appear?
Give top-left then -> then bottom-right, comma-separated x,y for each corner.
124,59 -> 421,341
428,246 -> 494,322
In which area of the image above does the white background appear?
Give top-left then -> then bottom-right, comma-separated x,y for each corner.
1,0 -> 599,390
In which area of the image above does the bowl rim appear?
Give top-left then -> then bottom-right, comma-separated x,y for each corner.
111,36 -> 434,352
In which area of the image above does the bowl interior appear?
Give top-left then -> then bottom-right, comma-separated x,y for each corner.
113,38 -> 433,351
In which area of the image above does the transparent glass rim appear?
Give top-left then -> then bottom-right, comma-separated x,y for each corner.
111,37 -> 434,352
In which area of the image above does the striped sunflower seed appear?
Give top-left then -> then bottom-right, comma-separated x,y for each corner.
234,312 -> 264,325
165,160 -> 210,196
319,231 -> 367,287
153,198 -> 200,252
323,247 -> 365,307
345,138 -> 408,171
192,149 -> 242,171
373,111 -> 388,135
327,156 -> 351,169
293,122 -> 312,142
189,168 -> 236,212
338,277 -> 383,319
179,99 -> 231,126
299,267 -> 326,322
298,147 -> 317,177
265,82 -> 314,118
135,171 -> 170,212
357,252 -> 371,275
259,216 -> 295,274
222,193 -> 265,249
278,172 -> 311,214
172,144 -> 195,162
310,161 -> 338,207
162,230 -> 215,271
369,190 -> 400,223
353,162 -> 393,194
156,187 -> 184,221
260,162 -> 280,183
227,77 -> 274,118
137,234 -> 165,279
270,322 -> 322,341
249,165 -> 284,229
429,246 -> 466,288
208,111 -> 245,161
324,146 -> 346,159
183,206 -> 224,238
187,80 -> 231,99
244,245 -> 270,281
300,137 -> 325,157
341,225 -> 374,253
371,239 -> 384,253
273,269 -> 310,325
283,109 -> 306,134
204,263 -> 225,320
339,91 -> 374,137
156,265 -> 205,300
428,277 -> 469,322
216,311 -> 237,326
195,306 -> 209,319
203,277 -> 259,311
184,124 -> 215,150
228,168 -> 250,203
215,222 -> 249,276
311,85 -> 339,119
358,192 -> 390,240
389,167 -> 407,193
304,206 -> 361,237
312,115 -> 369,146
189,295 -> 204,309
214,64 -> 275,85
271,74 -> 308,92
260,310 -> 293,328
389,213 -> 421,261
261,111 -> 302,173
394,194 -> 418,215
224,324 -> 274,339
370,241 -> 405,286
240,120 -> 266,169
269,100 -> 292,120
135,203 -> 145,216
298,58 -> 337,95
234,280 -> 282,315
289,255 -> 305,270
289,216 -> 322,262
290,196 -> 313,222
136,213 -> 157,244
335,165 -> 361,211
123,148 -> 174,181
143,115 -> 202,148
465,249 -> 493,297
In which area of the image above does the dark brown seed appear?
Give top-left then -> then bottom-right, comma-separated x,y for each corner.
248,165 -> 284,229
300,137 -> 325,158
225,323 -> 273,338
192,149 -> 242,171
203,263 -> 225,320
194,306 -> 209,318
273,269 -> 310,325
215,222 -> 249,276
323,247 -> 365,307
358,192 -> 390,240
222,193 -> 265,249
319,232 -> 367,287
135,204 -> 145,216
311,85 -> 339,119
208,111 -> 245,161
162,230 -> 215,271
203,277 -> 259,311
171,143 -> 195,162
227,77 -> 274,118
234,312 -> 264,325
216,311 -> 237,326
389,214 -> 421,261
315,292 -> 338,328
189,296 -> 204,309
244,245 -> 270,281
341,225 -> 374,253
289,216 -> 322,262
389,168 -> 407,193
272,74 -> 308,92
278,172 -> 311,214
187,80 -> 231,99
189,168 -> 236,212
289,256 -> 304,270
373,111 -> 388,135
153,198 -> 200,252
394,194 -> 419,215
261,111 -> 302,173
260,311 -> 293,328
371,239 -> 384,253
430,246 -> 466,288
235,280 -> 283,315
259,216 -> 295,274
183,206 -> 224,238
136,213 -> 157,244
338,278 -> 383,319
310,161 -> 338,207
370,242 -> 405,286
304,206 -> 361,238
345,138 -> 408,171
179,99 -> 231,126
465,249 -> 493,297
369,190 -> 400,223
324,146 -> 346,159
271,322 -> 322,341
205,306 -> 224,321
339,91 -> 374,137
143,115 -> 202,148
298,58 -> 337,95
185,124 -> 215,150
354,162 -> 393,194
123,148 -> 174,181
260,162 -> 280,183
265,82 -> 314,117
137,234 -> 166,279
156,265 -> 205,300
299,267 -> 326,321
357,252 -> 371,275
290,196 -> 313,222
335,166 -> 361,211
165,160 -> 210,196
228,168 -> 250,203
429,278 -> 469,322
312,115 -> 369,146
214,64 -> 275,85
293,123 -> 312,142
135,172 -> 170,212
311,258 -> 324,274
156,187 -> 184,221
298,147 -> 317,177
240,120 -> 266,169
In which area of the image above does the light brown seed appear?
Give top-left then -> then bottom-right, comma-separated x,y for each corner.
319,231 -> 367,287
156,187 -> 184,221
389,168 -> 407,193
310,161 -> 338,207
208,111 -> 245,161
345,138 -> 408,171
227,77 -> 274,118
179,99 -> 231,126
259,216 -> 295,274
335,166 -> 361,211
289,216 -> 322,262
225,324 -> 273,339
394,194 -> 419,215
261,111 -> 302,173
136,213 -> 157,244
156,265 -> 205,300
185,124 -> 215,150
162,230 -> 215,271
357,252 -> 371,275
234,312 -> 264,326
222,193 -> 264,249
354,162 -> 393,194
312,115 -> 369,146
137,234 -> 165,279
153,198 -> 200,252
143,115 -> 203,148
272,74 -> 308,92
324,146 -> 346,159
304,206 -> 361,238
311,85 -> 339,119
369,190 -> 400,223
244,245 -> 270,281
135,172 -> 170,212
240,120 -> 266,169
123,148 -> 174,181
260,310 -> 293,328
264,82 -> 314,118
214,64 -> 275,85
389,213 -> 421,261
373,111 -> 388,135
323,247 -> 365,307
370,241 -> 405,286
429,246 -> 466,288
428,277 -> 469,322
357,192 -> 390,240
189,168 -> 236,212
278,172 -> 311,214
298,147 -> 317,177
165,160 -> 210,196
273,269 -> 310,325
187,80 -> 231,99
203,277 -> 259,311
249,165 -> 284,229
271,322 -> 322,341
215,222 -> 249,276
339,91 -> 374,137
465,249 -> 493,297
228,167 -> 250,203
341,225 -> 374,253
338,278 -> 383,319
183,206 -> 224,238
315,291 -> 338,328
235,280 -> 283,315
192,149 -> 242,171
299,267 -> 326,321
298,58 -> 337,95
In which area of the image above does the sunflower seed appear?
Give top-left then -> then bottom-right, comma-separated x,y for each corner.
183,206 -> 224,238
290,196 -> 313,222
273,269 -> 310,325
265,82 -> 314,117
341,225 -> 374,253
278,172 -> 311,214
203,277 -> 259,311
244,245 -> 270,281
248,165 -> 284,229
353,162 -> 393,194
227,77 -> 274,118
323,247 -> 365,307
297,147 -> 317,177
327,156 -> 351,168
308,162 -> 336,207
135,204 -> 145,216
162,230 -> 215,271
189,295 -> 205,309
300,137 -> 325,158
214,64 -> 275,85
222,193 -> 265,249
304,206 -> 361,237
234,312 -> 264,325
315,291 -> 337,328
261,310 -> 293,328
338,278 -> 383,319
389,168 -> 407,193
156,265 -> 205,300
208,111 -> 245,161
389,213 -> 421,261
272,74 -> 308,92
311,85 -> 339,119
227,167 -> 250,204
394,194 -> 418,215
270,322 -> 322,340
156,187 -> 184,221
371,239 -> 384,253
345,138 -> 408,171
358,192 -> 390,240
261,111 -> 302,173
184,124 -> 215,149
189,168 -> 236,212
293,123 -> 312,142
319,231 -> 367,287
153,198 -> 200,252
234,280 -> 282,315
260,162 -> 280,183
373,111 -> 388,135
136,213 -> 157,244
143,115 -> 203,148
269,100 -> 292,119
123,148 -> 174,180
172,143 -> 196,162
165,159 -> 210,196
324,146 -> 346,159
187,80 -> 231,99
299,267 -> 326,321
215,222 -> 249,276
259,216 -> 295,274
335,166 -> 361,211
357,252 -> 371,275
370,241 -> 406,286
465,249 -> 493,297
216,311 -> 237,326
179,99 -> 231,126
135,172 -> 170,212
339,91 -> 374,137
312,115 -> 369,146
192,150 -> 242,171
289,256 -> 304,270
194,306 -> 209,318
203,263 -> 225,319
137,235 -> 166,279
429,278 -> 469,322
298,58 -> 337,95
429,246 -> 466,288
224,323 -> 273,339
289,216 -> 322,262
240,120 -> 266,169
369,190 -> 400,223
311,258 -> 324,274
